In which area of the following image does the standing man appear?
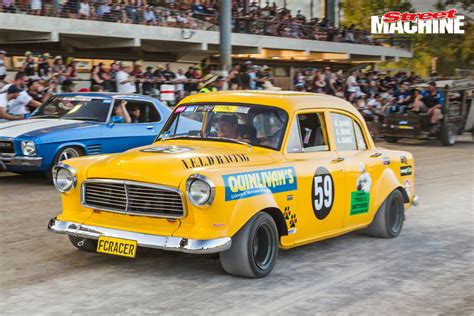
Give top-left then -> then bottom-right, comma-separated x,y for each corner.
115,63 -> 136,94
142,66 -> 154,96
38,53 -> 51,79
22,51 -> 36,77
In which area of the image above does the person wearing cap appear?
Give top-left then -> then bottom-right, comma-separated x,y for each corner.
22,52 -> 36,77
52,56 -> 66,86
217,115 -> 239,139
38,53 -> 51,79
61,79 -> 76,93
7,79 -> 42,116
198,74 -> 219,93
0,85 -> 25,121
391,81 -> 412,113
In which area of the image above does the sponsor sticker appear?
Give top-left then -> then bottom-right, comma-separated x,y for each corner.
196,105 -> 214,112
350,191 -> 370,215
400,165 -> 413,176
383,157 -> 391,165
223,167 -> 297,201
184,105 -> 197,112
175,105 -> 186,113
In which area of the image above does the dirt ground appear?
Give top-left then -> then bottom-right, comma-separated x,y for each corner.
1,139 -> 473,315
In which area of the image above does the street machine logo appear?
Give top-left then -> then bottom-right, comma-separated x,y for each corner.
371,9 -> 465,34
223,167 -> 297,201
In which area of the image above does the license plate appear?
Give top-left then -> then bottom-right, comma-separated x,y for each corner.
97,236 -> 137,258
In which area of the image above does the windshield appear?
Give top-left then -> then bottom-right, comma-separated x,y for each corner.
30,96 -> 112,122
158,104 -> 288,150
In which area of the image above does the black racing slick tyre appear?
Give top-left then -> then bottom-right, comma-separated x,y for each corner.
68,235 -> 97,252
364,190 -> 405,238
219,212 -> 279,278
440,123 -> 456,146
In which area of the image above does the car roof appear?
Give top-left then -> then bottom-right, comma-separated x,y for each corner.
55,92 -> 160,100
180,90 -> 361,116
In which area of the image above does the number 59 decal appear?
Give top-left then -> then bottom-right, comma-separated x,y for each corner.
312,167 -> 335,220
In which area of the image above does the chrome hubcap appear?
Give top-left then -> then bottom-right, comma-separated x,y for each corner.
59,148 -> 80,162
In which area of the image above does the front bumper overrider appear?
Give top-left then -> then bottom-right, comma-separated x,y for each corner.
48,217 -> 232,254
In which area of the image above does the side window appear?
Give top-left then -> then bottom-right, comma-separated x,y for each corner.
117,99 -> 161,123
331,112 -> 367,151
286,112 -> 328,153
353,122 -> 367,150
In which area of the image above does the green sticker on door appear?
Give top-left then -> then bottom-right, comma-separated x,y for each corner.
350,191 -> 370,215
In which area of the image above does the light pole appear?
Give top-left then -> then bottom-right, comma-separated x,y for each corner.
220,0 -> 232,90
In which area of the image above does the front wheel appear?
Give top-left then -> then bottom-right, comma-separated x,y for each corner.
363,190 -> 405,238
440,123 -> 456,146
220,212 -> 279,278
46,146 -> 84,182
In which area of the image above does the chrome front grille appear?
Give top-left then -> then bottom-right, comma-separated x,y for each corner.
0,140 -> 15,154
82,179 -> 185,218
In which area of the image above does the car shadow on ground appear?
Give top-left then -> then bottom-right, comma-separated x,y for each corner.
0,172 -> 49,186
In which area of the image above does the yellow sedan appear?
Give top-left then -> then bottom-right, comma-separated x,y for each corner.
48,91 -> 418,278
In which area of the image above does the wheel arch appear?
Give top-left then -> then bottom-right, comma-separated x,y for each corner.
262,207 -> 288,237
373,168 -> 410,209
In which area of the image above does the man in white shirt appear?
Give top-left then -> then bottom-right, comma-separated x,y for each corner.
0,85 -> 24,122
116,64 -> 136,94
346,70 -> 359,102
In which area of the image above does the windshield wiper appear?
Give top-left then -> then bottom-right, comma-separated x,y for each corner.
30,114 -> 60,119
65,117 -> 101,122
206,136 -> 252,147
161,135 -> 251,147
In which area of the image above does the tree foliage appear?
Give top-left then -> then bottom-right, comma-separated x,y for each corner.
341,0 -> 473,76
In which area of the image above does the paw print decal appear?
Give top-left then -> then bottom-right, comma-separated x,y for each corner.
289,214 -> 297,228
282,206 -> 298,231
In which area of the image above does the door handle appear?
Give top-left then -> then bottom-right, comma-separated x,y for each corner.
331,157 -> 345,163
370,152 -> 382,158
146,125 -> 154,130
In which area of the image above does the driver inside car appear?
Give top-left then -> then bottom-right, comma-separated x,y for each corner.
217,115 -> 239,139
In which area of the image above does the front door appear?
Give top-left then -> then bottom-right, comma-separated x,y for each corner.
284,110 -> 346,246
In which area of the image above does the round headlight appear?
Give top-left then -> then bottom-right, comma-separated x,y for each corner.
53,164 -> 77,193
21,141 -> 36,156
186,175 -> 215,206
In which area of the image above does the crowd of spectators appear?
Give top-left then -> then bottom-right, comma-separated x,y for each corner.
1,0 -> 386,46
292,66 -> 445,134
2,49 -> 444,134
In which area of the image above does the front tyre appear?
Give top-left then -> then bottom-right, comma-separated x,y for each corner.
46,146 -> 84,182
220,212 -> 279,278
440,123 -> 456,146
364,190 -> 405,238
68,235 -> 97,252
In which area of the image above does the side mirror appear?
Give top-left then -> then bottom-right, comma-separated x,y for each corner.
107,116 -> 123,127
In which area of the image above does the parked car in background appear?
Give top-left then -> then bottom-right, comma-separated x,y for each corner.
0,93 -> 170,179
48,91 -> 418,278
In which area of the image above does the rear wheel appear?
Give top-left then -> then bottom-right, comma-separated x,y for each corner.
68,235 -> 97,252
220,212 -> 279,278
440,123 -> 456,146
46,146 -> 84,182
363,190 -> 405,238
384,136 -> 398,143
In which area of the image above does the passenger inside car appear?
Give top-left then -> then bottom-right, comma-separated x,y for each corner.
112,100 -> 132,123
129,106 -> 141,123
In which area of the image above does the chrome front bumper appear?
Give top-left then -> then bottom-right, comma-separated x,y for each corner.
0,155 -> 42,167
48,218 -> 232,254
